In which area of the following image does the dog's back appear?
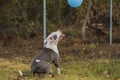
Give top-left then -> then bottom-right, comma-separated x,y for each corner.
32,48 -> 58,65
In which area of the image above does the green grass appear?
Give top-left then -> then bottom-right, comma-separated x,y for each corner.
0,58 -> 120,80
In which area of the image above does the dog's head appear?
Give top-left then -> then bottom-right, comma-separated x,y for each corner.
44,30 -> 65,45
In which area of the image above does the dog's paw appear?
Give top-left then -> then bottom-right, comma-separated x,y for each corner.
56,68 -> 61,75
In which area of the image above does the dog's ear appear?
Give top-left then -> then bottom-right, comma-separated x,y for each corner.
44,33 -> 53,43
44,36 -> 54,44
44,32 -> 57,44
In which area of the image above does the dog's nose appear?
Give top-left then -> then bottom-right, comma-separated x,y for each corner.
58,29 -> 61,31
57,29 -> 62,33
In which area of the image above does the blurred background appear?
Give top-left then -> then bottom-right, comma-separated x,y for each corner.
0,0 -> 120,60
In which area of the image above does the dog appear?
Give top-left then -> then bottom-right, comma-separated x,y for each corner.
19,30 -> 65,76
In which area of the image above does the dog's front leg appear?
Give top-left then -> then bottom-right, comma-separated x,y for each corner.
53,59 -> 61,74
56,67 -> 61,74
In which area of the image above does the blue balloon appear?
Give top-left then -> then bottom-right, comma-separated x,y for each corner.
68,0 -> 83,8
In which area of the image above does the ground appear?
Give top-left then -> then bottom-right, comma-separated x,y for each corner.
0,58 -> 120,80
0,38 -> 120,80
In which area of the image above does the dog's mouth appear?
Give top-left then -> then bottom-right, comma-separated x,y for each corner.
59,33 -> 65,40
56,29 -> 65,40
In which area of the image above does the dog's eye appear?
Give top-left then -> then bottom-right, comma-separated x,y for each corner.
53,35 -> 57,40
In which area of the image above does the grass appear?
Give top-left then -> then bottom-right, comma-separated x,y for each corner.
0,58 -> 120,80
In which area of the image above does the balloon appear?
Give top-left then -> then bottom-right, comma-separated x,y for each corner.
68,0 -> 83,8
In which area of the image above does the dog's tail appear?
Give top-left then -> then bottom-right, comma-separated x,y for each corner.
18,70 -> 32,77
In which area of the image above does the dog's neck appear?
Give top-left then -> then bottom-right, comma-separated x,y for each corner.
45,42 -> 59,56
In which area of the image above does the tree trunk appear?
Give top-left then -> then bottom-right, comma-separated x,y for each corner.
82,0 -> 92,40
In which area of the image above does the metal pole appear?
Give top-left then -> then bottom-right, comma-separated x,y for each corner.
110,0 -> 112,45
43,0 -> 46,47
